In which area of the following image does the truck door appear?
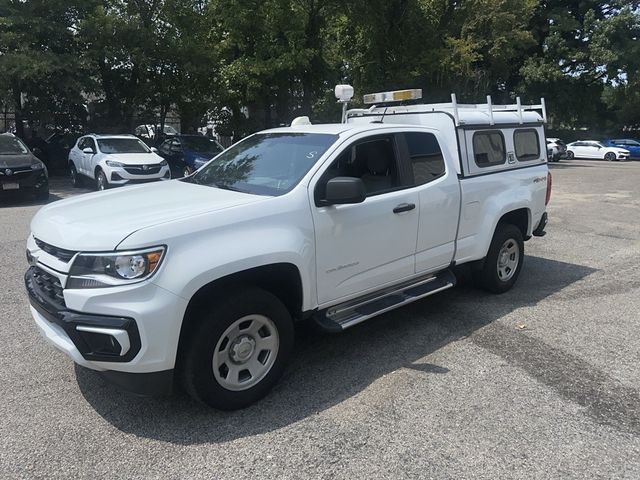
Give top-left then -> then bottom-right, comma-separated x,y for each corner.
398,132 -> 461,274
310,133 -> 419,306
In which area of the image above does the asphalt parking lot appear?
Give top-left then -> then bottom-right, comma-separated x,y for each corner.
1,159 -> 639,479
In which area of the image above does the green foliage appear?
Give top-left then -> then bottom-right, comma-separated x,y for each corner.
0,0 -> 638,136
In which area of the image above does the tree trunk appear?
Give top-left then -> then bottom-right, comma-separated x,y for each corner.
13,88 -> 24,138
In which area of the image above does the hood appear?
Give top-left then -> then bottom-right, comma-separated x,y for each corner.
102,152 -> 164,165
612,147 -> 630,154
0,153 -> 38,169
31,180 -> 264,251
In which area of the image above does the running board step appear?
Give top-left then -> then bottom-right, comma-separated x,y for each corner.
313,269 -> 456,332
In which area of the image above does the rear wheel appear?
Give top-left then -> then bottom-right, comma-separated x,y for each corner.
180,287 -> 294,410
474,224 -> 524,294
566,150 -> 574,160
69,163 -> 81,187
95,169 -> 109,191
604,152 -> 616,162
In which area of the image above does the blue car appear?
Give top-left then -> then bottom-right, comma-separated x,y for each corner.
158,135 -> 224,177
603,139 -> 640,159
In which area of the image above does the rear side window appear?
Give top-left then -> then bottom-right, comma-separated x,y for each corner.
514,129 -> 540,161
404,132 -> 445,185
473,131 -> 506,167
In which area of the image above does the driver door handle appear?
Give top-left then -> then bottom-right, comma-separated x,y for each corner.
393,203 -> 416,214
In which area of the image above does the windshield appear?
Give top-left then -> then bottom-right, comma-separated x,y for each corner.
181,136 -> 223,154
620,140 -> 640,146
0,136 -> 29,155
97,138 -> 151,154
187,133 -> 338,196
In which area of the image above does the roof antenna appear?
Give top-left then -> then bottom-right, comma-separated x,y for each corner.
372,106 -> 389,124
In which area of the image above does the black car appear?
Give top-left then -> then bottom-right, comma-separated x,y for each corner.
0,134 -> 49,201
157,134 -> 224,177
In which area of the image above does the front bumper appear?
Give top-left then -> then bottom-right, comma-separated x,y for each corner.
25,257 -> 188,394
26,267 -> 142,362
0,169 -> 48,194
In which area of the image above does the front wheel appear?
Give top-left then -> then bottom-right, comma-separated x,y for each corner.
180,287 -> 294,410
474,224 -> 524,294
95,169 -> 109,191
604,152 -> 616,162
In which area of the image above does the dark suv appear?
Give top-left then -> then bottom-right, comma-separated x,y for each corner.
0,134 -> 49,200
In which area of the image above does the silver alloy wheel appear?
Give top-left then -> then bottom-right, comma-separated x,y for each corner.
97,172 -> 107,190
70,165 -> 77,185
496,238 -> 519,282
605,152 -> 616,161
212,314 -> 279,391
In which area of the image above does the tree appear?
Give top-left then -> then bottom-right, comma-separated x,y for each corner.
0,0 -> 94,137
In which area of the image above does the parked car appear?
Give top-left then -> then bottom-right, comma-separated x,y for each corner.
0,133 -> 49,200
134,124 -> 178,145
602,139 -> 640,159
546,137 -> 566,162
157,134 -> 224,177
25,87 -> 550,409
565,140 -> 630,161
68,134 -> 171,190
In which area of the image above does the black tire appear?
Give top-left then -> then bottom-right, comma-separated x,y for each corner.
69,163 -> 81,187
474,223 -> 524,294
566,150 -> 574,160
604,152 -> 616,162
180,287 -> 294,410
95,169 -> 109,191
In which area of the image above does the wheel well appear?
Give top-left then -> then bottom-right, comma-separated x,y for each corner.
176,263 -> 303,362
94,165 -> 103,177
498,208 -> 529,239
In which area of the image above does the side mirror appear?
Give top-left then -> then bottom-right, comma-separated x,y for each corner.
324,177 -> 366,205
82,147 -> 94,155
150,147 -> 158,153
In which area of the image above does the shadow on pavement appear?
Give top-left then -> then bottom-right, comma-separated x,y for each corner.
76,255 -> 597,444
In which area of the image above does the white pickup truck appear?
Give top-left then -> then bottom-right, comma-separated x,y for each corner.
25,88 -> 550,409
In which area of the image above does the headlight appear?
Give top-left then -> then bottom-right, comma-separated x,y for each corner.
106,160 -> 125,167
66,246 -> 166,289
31,162 -> 44,170
159,160 -> 168,166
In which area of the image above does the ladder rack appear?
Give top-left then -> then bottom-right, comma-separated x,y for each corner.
445,94 -> 547,126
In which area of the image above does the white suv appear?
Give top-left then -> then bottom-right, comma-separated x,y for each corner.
68,134 -> 171,190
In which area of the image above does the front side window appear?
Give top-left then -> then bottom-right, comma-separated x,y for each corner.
514,129 -> 540,161
316,136 -> 400,201
188,133 -> 338,196
97,138 -> 151,154
0,136 -> 29,155
405,132 -> 445,185
473,131 -> 506,167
